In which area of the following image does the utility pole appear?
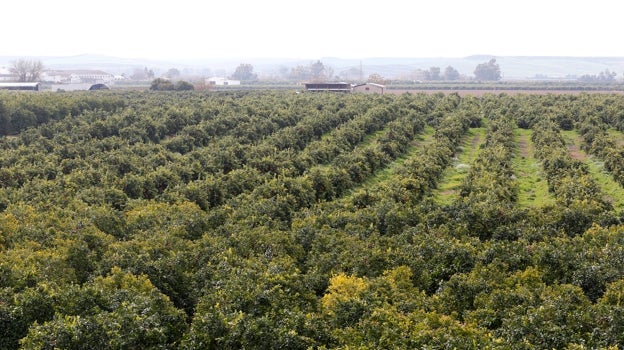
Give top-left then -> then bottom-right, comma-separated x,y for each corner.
359,60 -> 363,82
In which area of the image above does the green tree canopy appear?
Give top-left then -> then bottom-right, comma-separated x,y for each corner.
175,80 -> 195,91
150,78 -> 175,91
20,267 -> 187,349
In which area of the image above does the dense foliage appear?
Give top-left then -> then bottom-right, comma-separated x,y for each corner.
2,90 -> 624,349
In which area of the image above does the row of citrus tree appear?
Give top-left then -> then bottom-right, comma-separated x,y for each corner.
5,91 -> 624,348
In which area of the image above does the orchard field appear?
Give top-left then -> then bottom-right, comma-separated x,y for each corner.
2,90 -> 624,348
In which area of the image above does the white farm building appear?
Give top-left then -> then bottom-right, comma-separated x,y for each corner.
353,83 -> 385,94
206,77 -> 240,86
42,70 -> 115,84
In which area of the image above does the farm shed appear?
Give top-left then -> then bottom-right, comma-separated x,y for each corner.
0,82 -> 40,91
304,82 -> 352,93
353,83 -> 385,94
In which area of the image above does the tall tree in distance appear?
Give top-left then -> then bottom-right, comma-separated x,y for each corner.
10,58 -> 44,82
131,67 -> 154,81
309,60 -> 325,82
444,66 -> 460,80
427,66 -> 441,80
231,63 -> 257,81
579,69 -> 617,83
367,73 -> 389,85
287,61 -> 334,82
310,60 -> 333,82
289,65 -> 310,81
165,68 -> 181,80
474,58 -> 501,81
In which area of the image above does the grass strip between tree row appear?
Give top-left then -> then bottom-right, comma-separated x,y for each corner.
561,129 -> 624,211
513,128 -> 554,208
433,126 -> 486,205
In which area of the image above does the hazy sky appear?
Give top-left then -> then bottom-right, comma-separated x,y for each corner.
3,0 -> 622,59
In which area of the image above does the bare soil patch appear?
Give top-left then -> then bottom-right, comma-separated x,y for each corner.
440,189 -> 456,196
518,135 -> 529,158
471,133 -> 481,148
567,143 -> 586,161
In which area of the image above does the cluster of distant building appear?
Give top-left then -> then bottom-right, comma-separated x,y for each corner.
0,68 -> 120,84
0,66 -> 386,94
0,67 -> 245,87
40,70 -> 117,84
0,68 -> 119,91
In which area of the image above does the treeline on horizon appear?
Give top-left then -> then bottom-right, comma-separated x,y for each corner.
3,90 -> 624,348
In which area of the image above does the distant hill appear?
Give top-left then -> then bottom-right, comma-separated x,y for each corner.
322,56 -> 624,80
1,54 -> 623,80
